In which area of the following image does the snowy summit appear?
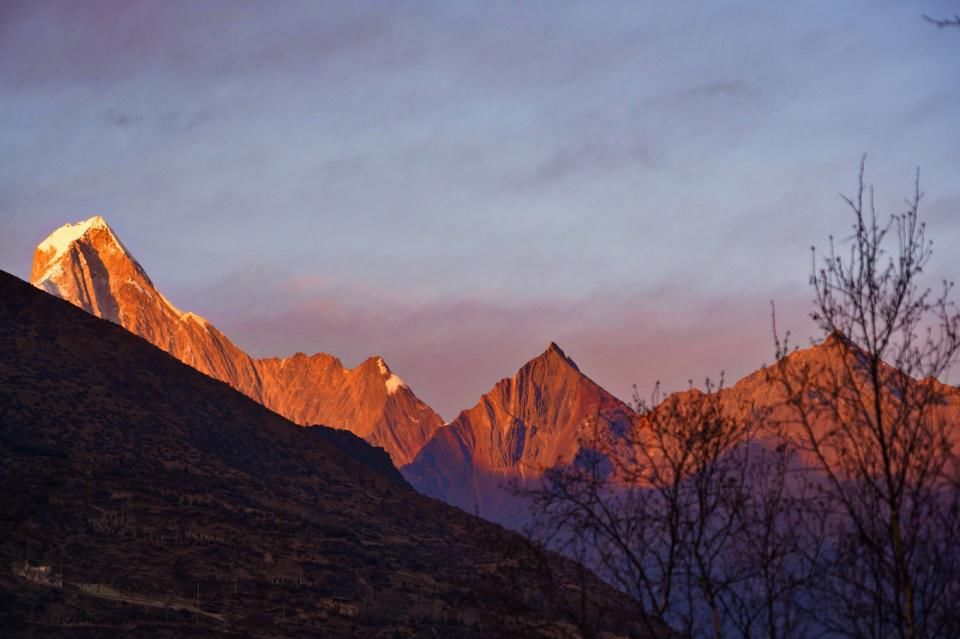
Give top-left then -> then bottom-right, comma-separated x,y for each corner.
376,356 -> 407,394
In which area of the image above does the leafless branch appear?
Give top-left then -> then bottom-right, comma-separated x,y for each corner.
923,14 -> 960,28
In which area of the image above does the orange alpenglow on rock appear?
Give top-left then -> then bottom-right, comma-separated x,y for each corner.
401,340 -> 638,528
401,332 -> 960,529
31,216 -> 443,467
36,217 -> 957,534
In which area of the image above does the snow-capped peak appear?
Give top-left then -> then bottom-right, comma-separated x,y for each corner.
32,215 -> 138,288
37,216 -> 126,260
385,373 -> 406,394
374,356 -> 406,394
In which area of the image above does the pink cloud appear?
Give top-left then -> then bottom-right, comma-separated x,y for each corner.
0,2 -> 394,89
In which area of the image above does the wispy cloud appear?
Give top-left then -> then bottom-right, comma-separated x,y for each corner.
654,80 -> 757,107
103,108 -> 210,133
510,137 -> 659,189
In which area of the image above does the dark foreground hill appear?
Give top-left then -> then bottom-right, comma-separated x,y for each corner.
0,271 -> 665,638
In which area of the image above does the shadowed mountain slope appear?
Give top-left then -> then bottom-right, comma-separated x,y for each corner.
0,270 -> 667,638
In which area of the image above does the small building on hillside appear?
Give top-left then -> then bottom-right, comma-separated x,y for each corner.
12,561 -> 63,587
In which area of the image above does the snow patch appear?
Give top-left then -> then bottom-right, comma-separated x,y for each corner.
35,276 -> 62,297
37,216 -> 103,257
374,356 -> 406,394
156,292 -> 212,330
34,215 -> 136,285
34,263 -> 67,291
183,312 -> 211,330
385,374 -> 406,394
158,292 -> 185,317
124,278 -> 147,295
37,216 -> 127,261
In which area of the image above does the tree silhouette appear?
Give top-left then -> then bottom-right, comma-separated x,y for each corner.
770,158 -> 960,638
519,159 -> 960,638
923,14 -> 960,28
518,377 -> 811,638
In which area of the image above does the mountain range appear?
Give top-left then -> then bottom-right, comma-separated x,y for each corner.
13,214 -> 960,638
31,216 -> 443,468
29,216 -> 960,534
0,268 -> 668,637
31,216 -> 643,529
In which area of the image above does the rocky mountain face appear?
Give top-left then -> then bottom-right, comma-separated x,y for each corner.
403,342 -> 637,528
31,217 -> 958,535
27,218 -> 646,530
712,331 -> 960,461
0,269 -> 668,637
404,331 -> 960,529
30,216 -> 442,467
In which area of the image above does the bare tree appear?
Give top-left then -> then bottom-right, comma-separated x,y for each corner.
521,158 -> 959,638
923,14 -> 960,28
519,379 -> 809,638
770,157 -> 960,638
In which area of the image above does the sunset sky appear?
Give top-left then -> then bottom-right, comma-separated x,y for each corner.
2,1 -> 959,418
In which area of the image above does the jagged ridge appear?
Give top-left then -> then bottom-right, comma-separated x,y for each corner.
30,216 -> 443,466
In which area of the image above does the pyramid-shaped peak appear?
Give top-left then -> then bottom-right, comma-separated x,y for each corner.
32,215 -> 141,288
824,329 -> 851,348
39,215 -> 109,248
813,330 -> 866,359
779,329 -> 878,377
358,355 -> 390,375
35,215 -> 129,262
531,341 -> 580,372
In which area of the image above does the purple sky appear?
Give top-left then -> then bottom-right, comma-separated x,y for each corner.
2,1 -> 959,419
